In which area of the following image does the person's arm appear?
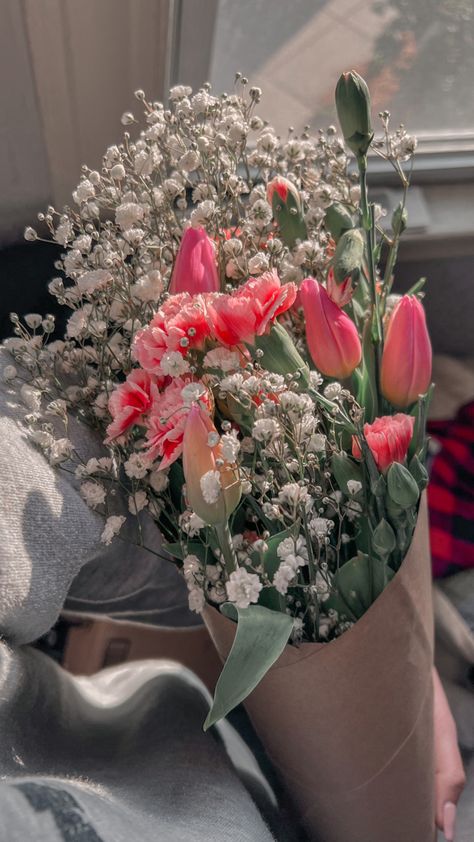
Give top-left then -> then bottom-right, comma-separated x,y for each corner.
433,667 -> 466,840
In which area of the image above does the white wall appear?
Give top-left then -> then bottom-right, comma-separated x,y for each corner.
0,0 -> 171,246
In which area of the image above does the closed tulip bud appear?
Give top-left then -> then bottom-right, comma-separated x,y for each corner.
183,405 -> 241,525
300,278 -> 362,379
335,71 -> 373,158
267,176 -> 307,248
169,226 -> 220,295
381,295 -> 432,407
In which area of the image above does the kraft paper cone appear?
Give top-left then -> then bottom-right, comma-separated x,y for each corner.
204,493 -> 435,842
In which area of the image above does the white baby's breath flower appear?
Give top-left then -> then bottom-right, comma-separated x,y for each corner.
130,270 -> 163,302
170,84 -> 192,100
160,351 -> 190,377
309,517 -> 334,540
49,438 -> 73,464
188,587 -> 205,613
183,554 -> 201,581
101,515 -> 126,545
76,269 -> 113,295
252,418 -> 280,443
273,562 -> 297,595
115,202 -> 145,230
128,490 -> 148,514
203,347 -> 240,373
66,305 -> 93,339
124,452 -> 149,479
308,433 -> 327,453
24,313 -> 43,329
277,483 -> 314,514
347,479 -> 362,495
323,382 -> 342,400
248,252 -> 270,274
181,382 -> 207,405
149,467 -> 169,492
73,178 -> 95,204
200,470 -> 221,505
181,511 -> 205,537
81,481 -> 106,509
226,568 -> 262,609
221,430 -> 240,463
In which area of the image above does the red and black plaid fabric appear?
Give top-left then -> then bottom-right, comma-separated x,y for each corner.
428,401 -> 474,578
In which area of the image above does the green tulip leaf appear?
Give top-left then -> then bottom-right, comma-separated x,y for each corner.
204,603 -> 293,730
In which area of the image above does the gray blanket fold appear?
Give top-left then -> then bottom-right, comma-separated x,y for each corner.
0,644 -> 277,841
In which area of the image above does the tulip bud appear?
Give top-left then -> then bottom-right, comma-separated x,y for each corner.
267,176 -> 307,248
169,226 -> 220,295
335,71 -> 373,158
183,405 -> 241,525
300,278 -> 362,379
381,295 -> 432,407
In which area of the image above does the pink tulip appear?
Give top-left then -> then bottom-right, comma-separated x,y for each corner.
169,227 -> 220,295
381,295 -> 432,407
352,413 -> 415,473
299,277 -> 362,378
183,405 -> 241,525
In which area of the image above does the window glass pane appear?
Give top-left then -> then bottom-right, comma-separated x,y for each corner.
209,0 -> 474,138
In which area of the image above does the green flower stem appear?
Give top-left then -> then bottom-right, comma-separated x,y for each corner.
357,155 -> 383,388
215,521 -> 237,574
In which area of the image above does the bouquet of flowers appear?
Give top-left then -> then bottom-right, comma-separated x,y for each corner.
7,71 -> 435,841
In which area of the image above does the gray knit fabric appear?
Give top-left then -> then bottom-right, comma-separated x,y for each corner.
0,643 -> 277,842
0,348 -> 196,645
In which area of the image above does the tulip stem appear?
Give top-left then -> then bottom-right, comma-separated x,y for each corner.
215,521 -> 237,574
358,155 -> 383,389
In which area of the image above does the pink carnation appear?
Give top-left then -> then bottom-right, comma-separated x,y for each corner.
133,294 -> 211,374
105,369 -> 159,442
352,413 -> 415,473
236,271 -> 297,336
143,378 -> 210,469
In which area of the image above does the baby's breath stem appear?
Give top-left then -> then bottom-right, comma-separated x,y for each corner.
215,521 -> 237,574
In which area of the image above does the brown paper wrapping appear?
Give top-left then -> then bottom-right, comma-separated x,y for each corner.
204,493 -> 435,842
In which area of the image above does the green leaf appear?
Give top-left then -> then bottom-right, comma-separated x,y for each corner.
409,454 -> 429,491
391,202 -> 407,236
406,277 -> 426,297
387,462 -> 420,508
333,228 -> 365,283
331,451 -> 363,496
204,603 -> 293,729
372,518 -> 397,556
330,551 -> 394,620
